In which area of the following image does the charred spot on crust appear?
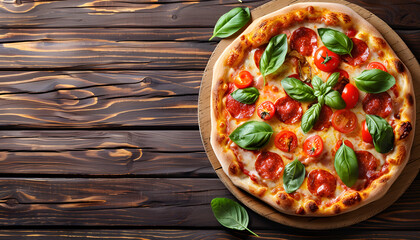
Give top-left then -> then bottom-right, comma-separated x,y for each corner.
379,176 -> 390,183
333,205 -> 341,214
276,193 -> 293,209
229,162 -> 239,175
307,6 -> 314,14
343,192 -> 362,206
342,14 -> 351,23
258,20 -> 268,29
374,37 -> 387,48
394,59 -> 405,73
307,201 -> 318,212
406,93 -> 414,106
399,121 -> 412,140
296,206 -> 305,215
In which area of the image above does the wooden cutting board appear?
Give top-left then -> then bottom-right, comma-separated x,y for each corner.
198,0 -> 420,229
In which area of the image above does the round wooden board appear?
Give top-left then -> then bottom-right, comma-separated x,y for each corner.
198,0 -> 420,229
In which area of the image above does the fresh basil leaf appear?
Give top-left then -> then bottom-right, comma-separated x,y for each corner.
324,90 -> 346,109
260,34 -> 288,78
230,87 -> 259,104
229,121 -> 273,150
211,198 -> 259,237
281,77 -> 316,102
318,28 -> 353,56
366,115 -> 395,153
301,103 -> 321,133
354,69 -> 396,93
326,72 -> 340,88
283,159 -> 306,193
317,94 -> 325,106
210,7 -> 251,40
334,143 -> 359,187
312,75 -> 324,97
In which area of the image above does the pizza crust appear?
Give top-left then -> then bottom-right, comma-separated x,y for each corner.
210,2 -> 415,216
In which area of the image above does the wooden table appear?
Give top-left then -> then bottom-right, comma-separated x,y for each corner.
0,0 -> 417,239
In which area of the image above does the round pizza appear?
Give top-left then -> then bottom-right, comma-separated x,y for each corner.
210,2 -> 415,216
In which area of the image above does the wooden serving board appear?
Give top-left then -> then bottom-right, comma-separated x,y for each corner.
198,0 -> 420,229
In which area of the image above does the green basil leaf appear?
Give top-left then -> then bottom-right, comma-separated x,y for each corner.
301,103 -> 321,133
229,121 -> 273,150
283,159 -> 306,193
318,28 -> 353,55
317,94 -> 325,106
211,198 -> 259,237
312,75 -> 324,97
366,115 -> 395,153
230,87 -> 259,104
260,34 -> 288,77
210,7 -> 251,40
324,90 -> 346,109
281,77 -> 316,102
326,72 -> 340,88
334,143 -> 359,187
354,69 -> 396,93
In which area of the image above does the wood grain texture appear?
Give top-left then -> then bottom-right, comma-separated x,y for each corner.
0,71 -> 199,128
0,230 -> 419,240
0,130 -> 212,176
0,177 -> 417,229
0,0 -> 417,29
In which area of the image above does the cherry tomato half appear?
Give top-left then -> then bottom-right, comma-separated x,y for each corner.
367,62 -> 388,72
334,139 -> 354,152
331,109 -> 358,134
257,101 -> 276,120
234,71 -> 253,89
361,120 -> 373,144
274,131 -> 298,153
303,135 -> 324,157
342,83 -> 359,109
314,46 -> 341,72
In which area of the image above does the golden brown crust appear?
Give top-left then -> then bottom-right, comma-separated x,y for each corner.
210,2 -> 415,216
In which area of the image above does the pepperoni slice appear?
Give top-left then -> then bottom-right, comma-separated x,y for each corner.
313,105 -> 333,131
362,92 -> 392,118
342,38 -> 369,66
225,84 -> 255,119
307,169 -> 337,198
255,151 -> 284,180
254,47 -> 265,69
356,151 -> 380,180
275,96 -> 303,124
290,27 -> 318,56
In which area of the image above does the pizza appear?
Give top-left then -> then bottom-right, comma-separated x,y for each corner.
210,2 -> 415,216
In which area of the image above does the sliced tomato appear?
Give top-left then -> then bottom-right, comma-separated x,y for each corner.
257,101 -> 275,120
254,48 -> 265,69
334,139 -> 354,152
274,131 -> 298,153
342,83 -> 359,109
331,109 -> 357,134
314,46 -> 341,72
303,135 -> 324,157
234,71 -> 253,89
367,62 -> 388,72
361,120 -> 373,144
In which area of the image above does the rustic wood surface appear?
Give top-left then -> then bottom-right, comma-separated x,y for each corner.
0,0 -> 417,239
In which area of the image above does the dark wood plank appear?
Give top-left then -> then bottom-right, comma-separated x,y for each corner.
0,0 -> 417,29
0,71 -> 200,128
0,130 -> 212,176
0,177 -> 417,229
0,229 -> 418,240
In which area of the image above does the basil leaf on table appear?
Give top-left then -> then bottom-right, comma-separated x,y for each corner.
318,28 -> 353,56
260,34 -> 288,78
301,103 -> 321,133
230,87 -> 259,104
334,143 -> 359,187
354,69 -> 396,93
324,90 -> 346,109
229,121 -> 273,150
283,159 -> 306,193
281,77 -> 316,102
366,115 -> 395,153
209,7 -> 251,40
211,198 -> 259,237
